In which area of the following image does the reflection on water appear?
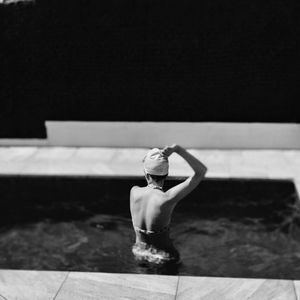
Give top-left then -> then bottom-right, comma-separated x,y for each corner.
1,208 -> 300,279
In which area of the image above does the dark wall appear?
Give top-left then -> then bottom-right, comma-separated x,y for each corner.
0,0 -> 299,138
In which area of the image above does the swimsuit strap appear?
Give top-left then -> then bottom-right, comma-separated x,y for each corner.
134,225 -> 170,235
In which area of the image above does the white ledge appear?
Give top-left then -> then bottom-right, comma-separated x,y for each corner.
45,121 -> 300,149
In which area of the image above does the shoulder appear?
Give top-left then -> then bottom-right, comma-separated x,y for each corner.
130,185 -> 142,199
130,185 -> 140,193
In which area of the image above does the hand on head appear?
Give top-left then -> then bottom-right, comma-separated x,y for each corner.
161,144 -> 178,157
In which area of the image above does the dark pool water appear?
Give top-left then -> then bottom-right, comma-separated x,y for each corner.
0,176 -> 300,278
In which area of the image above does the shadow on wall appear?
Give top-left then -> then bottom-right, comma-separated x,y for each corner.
0,0 -> 298,138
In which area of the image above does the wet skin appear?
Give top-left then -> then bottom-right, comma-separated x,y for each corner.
130,185 -> 178,253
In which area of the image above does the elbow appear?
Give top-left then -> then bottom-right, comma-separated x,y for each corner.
195,166 -> 207,178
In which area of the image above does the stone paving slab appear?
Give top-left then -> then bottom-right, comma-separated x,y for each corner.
176,276 -> 297,300
293,281 -> 300,299
0,161 -> 28,174
0,270 -> 68,300
33,147 -> 77,160
0,147 -> 37,162
55,272 -> 178,300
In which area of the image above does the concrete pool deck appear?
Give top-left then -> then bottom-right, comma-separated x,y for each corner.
1,146 -> 300,299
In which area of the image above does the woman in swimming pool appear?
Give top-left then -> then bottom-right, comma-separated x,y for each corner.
130,144 -> 207,264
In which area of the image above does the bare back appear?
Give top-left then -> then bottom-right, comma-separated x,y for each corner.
130,186 -> 174,232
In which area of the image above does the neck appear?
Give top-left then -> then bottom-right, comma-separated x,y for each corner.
147,182 -> 163,191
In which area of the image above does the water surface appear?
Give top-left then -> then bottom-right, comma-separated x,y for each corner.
0,176 -> 299,278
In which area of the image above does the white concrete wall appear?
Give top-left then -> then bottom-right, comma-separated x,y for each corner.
1,122 -> 299,149
40,121 -> 300,149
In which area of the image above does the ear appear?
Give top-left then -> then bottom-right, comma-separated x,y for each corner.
143,169 -> 147,178
145,173 -> 151,182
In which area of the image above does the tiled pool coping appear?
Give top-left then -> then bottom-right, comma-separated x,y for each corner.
0,147 -> 300,299
0,147 -> 299,193
0,270 -> 299,299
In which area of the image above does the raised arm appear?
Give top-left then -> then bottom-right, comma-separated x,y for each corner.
161,144 -> 207,206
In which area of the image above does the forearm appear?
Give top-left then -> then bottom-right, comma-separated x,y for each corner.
175,146 -> 207,175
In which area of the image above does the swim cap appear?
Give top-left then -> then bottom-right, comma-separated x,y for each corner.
143,148 -> 169,176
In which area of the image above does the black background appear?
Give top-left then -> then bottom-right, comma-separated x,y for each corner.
0,0 -> 299,138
